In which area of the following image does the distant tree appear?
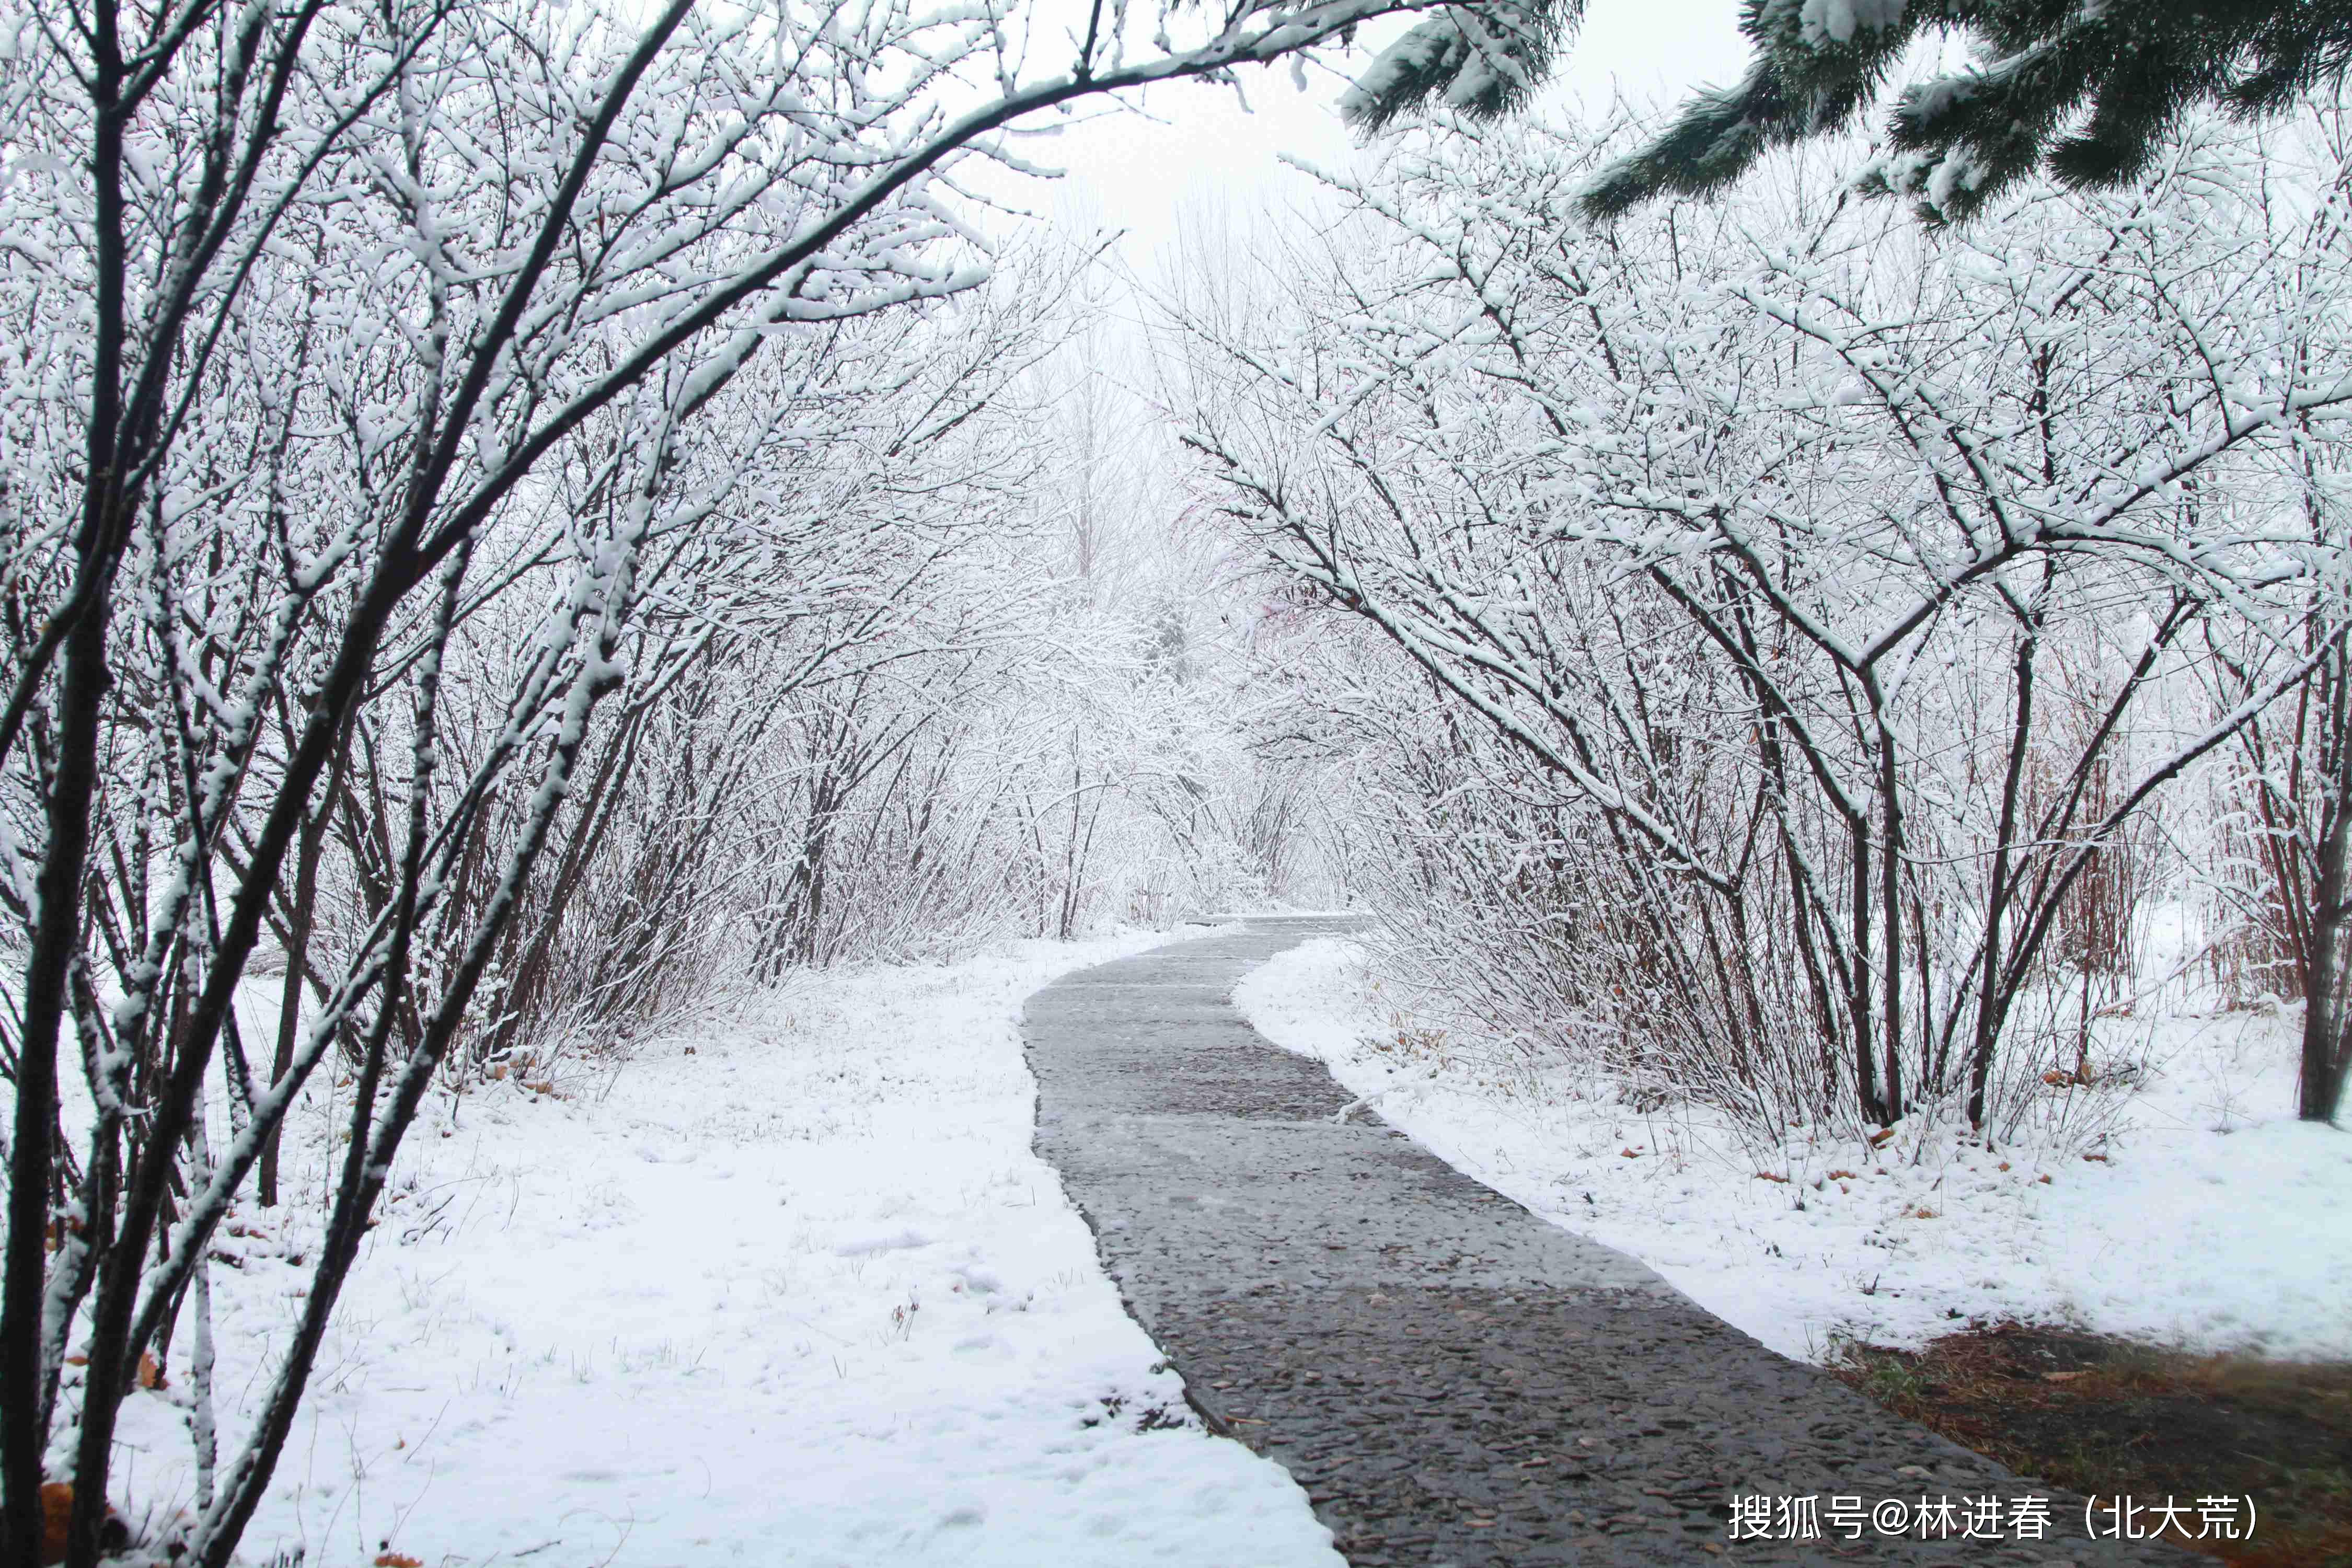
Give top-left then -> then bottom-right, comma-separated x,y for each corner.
1344,0 -> 2352,221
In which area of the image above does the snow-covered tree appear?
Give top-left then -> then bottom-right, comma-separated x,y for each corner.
0,0 -> 1515,1554
1165,106 -> 2352,1136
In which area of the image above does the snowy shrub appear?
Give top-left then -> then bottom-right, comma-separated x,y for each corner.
1169,105 -> 2352,1139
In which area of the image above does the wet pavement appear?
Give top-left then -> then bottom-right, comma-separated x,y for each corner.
1023,916 -> 2196,1567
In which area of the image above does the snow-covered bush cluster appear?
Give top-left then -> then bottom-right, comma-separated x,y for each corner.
1166,107 -> 2352,1148
0,0 -> 1431,1555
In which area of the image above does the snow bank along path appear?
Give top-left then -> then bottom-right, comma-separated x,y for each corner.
1237,937 -> 2352,1367
1026,916 -> 2194,1568
139,929 -> 1345,1568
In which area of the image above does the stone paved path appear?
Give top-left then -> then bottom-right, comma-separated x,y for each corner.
1023,917 -> 2197,1567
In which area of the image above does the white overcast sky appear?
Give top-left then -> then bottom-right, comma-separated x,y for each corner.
1013,0 -> 1755,267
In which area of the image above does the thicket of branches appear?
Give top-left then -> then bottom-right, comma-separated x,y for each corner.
12,0 -> 2349,1549
1168,105 -> 2352,1144
0,0 -> 1451,1554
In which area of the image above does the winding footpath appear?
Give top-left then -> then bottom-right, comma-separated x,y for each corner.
1023,917 -> 2193,1568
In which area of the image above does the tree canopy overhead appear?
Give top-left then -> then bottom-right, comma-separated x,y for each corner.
1342,0 -> 2352,221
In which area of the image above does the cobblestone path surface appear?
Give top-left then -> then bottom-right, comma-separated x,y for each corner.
1023,917 -> 2195,1568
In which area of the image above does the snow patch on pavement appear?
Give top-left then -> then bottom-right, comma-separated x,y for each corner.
1235,937 -> 2352,1366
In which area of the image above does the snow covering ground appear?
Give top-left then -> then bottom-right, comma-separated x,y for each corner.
1235,937 -> 2352,1367
105,928 -> 1345,1568
85,924 -> 2352,1565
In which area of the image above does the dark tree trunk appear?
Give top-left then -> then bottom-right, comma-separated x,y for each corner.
2301,657 -> 2352,1124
